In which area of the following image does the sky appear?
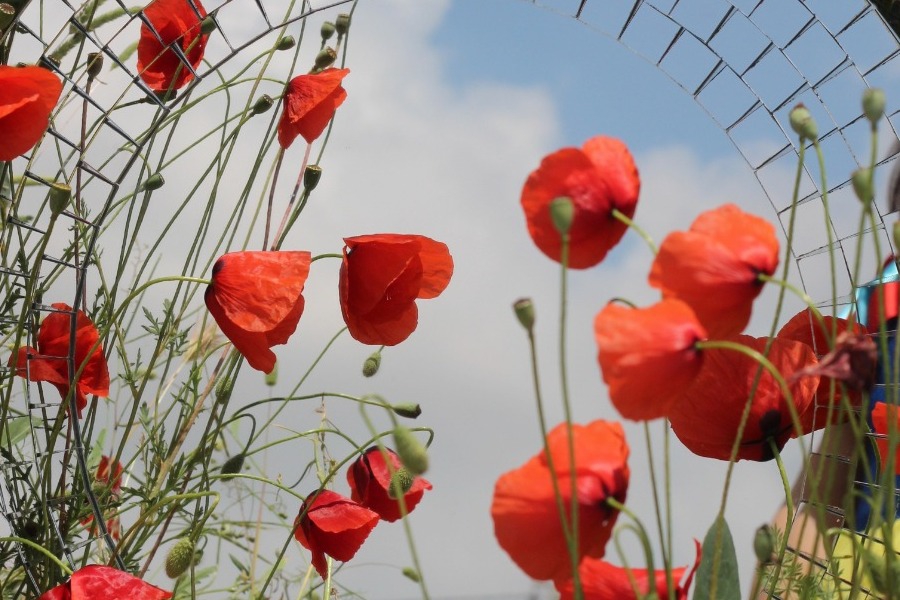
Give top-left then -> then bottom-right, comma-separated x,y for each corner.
8,0 -> 900,599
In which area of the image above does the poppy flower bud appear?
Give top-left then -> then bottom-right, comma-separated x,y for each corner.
863,88 -> 886,124
335,13 -> 351,35
220,453 -> 245,478
303,165 -> 322,190
753,524 -> 776,564
392,425 -> 428,475
789,104 -> 818,141
215,376 -> 233,403
276,35 -> 295,51
251,94 -> 274,115
265,362 -> 277,386
362,351 -> 381,377
86,52 -> 103,79
388,467 -> 414,498
140,173 -> 165,191
200,15 -> 217,35
48,183 -> 71,216
391,403 -> 421,419
513,298 -> 535,332
852,167 -> 873,204
402,567 -> 420,583
314,47 -> 337,71
165,538 -> 195,578
321,21 -> 336,41
549,196 -> 574,236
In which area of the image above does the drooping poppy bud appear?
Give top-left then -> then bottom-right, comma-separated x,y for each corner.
392,425 -> 428,475
48,183 -> 71,216
165,538 -> 194,578
276,35 -> 295,51
362,351 -> 381,377
863,88 -> 886,124
391,403 -> 421,419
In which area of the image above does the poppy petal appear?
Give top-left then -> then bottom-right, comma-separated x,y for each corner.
871,403 -> 900,476
278,68 -> 350,148
137,0 -> 208,91
0,66 -> 63,161
347,447 -> 432,522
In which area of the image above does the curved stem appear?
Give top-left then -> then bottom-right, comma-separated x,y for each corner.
612,208 -> 657,254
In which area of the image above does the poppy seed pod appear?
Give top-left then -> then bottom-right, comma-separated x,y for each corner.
220,453 -> 245,478
48,183 -> 71,216
863,88 -> 886,124
402,567 -> 421,583
362,351 -> 381,377
753,524 -> 776,563
140,173 -> 166,191
894,221 -> 900,253
392,426 -> 428,475
86,52 -> 103,78
320,21 -> 335,40
513,298 -> 535,332
852,167 -> 874,204
549,196 -> 574,236
276,35 -> 295,51
335,13 -> 350,35
251,94 -> 274,115
304,165 -> 322,190
165,538 -> 194,578
391,403 -> 422,419
200,15 -> 216,34
789,104 -> 818,141
265,362 -> 277,385
314,47 -> 337,71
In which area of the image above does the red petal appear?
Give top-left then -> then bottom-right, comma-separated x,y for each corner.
347,447 -> 432,522
0,66 -> 63,161
871,403 -> 900,475
137,0 -> 208,91
295,490 -> 379,578
68,565 -> 172,600
277,69 -> 350,148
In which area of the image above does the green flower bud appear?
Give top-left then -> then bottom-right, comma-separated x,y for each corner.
320,21 -> 335,41
276,35 -> 295,51
86,52 -> 103,79
391,403 -> 421,419
402,567 -> 420,583
894,221 -> 900,254
215,376 -> 233,403
303,165 -> 322,190
334,13 -> 351,35
388,467 -> 414,498
789,104 -> 818,141
314,47 -> 337,70
140,173 -> 165,191
362,351 -> 381,377
220,453 -> 245,478
852,168 -> 873,204
252,94 -> 274,115
393,425 -> 428,475
753,524 -> 776,564
200,16 -> 217,35
165,538 -> 195,578
48,183 -> 71,216
863,88 -> 886,124
549,196 -> 574,235
513,298 -> 535,332
265,362 -> 277,386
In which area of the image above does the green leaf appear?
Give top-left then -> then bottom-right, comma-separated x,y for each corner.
694,516 -> 740,600
0,417 -> 39,446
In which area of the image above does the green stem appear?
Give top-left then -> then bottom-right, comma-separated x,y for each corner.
612,207 -> 657,254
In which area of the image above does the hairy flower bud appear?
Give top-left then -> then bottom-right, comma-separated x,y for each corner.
393,425 -> 428,475
391,403 -> 422,419
388,467 -> 414,499
362,351 -> 381,377
165,538 -> 195,578
789,104 -> 818,141
863,88 -> 886,124
215,376 -> 233,403
753,524 -> 776,564
220,453 -> 245,478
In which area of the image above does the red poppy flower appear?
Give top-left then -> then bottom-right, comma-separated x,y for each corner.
11,303 -> 110,416
595,298 -> 707,421
648,204 -> 779,338
293,489 -> 379,579
520,136 -> 640,269
347,446 -> 432,522
137,0 -> 209,92
37,564 -> 172,600
0,65 -> 63,161
668,335 -> 819,461
204,251 -> 311,374
491,420 -> 630,581
80,455 -> 124,540
339,234 -> 453,346
871,403 -> 900,476
277,68 -> 350,148
554,540 -> 701,600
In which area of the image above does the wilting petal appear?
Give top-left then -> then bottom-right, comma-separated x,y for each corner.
38,565 -> 172,600
277,68 -> 350,148
595,299 -> 707,421
0,65 -> 63,161
347,447 -> 432,522
491,420 -> 630,581
649,204 -> 779,338
137,0 -> 209,91
521,136 -> 640,269
669,335 -> 818,461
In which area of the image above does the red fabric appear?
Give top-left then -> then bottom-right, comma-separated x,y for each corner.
347,447 -> 432,522
278,69 -> 350,148
0,65 -> 63,160
137,0 -> 208,91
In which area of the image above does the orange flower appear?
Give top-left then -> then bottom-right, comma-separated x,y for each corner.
277,68 -> 350,148
137,0 -> 209,92
554,540 -> 701,600
871,403 -> 900,475
491,420 -> 630,581
0,65 -> 63,161
37,564 -> 172,600
595,299 -> 707,421
339,234 -> 453,345
668,335 -> 819,461
204,251 -> 311,373
649,204 -> 779,338
11,303 -> 110,416
521,136 -> 640,269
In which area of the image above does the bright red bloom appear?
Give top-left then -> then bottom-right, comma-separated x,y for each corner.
649,204 -> 779,338
668,335 -> 819,461
871,403 -> 900,475
554,540 -> 702,600
37,565 -> 172,600
204,251 -> 311,373
293,489 -> 379,579
277,68 -> 350,148
0,65 -> 63,161
521,136 -> 640,269
80,455 -> 124,540
595,299 -> 707,421
347,447 -> 432,522
137,0 -> 209,92
491,420 -> 630,581
11,303 -> 110,415
339,234 -> 453,345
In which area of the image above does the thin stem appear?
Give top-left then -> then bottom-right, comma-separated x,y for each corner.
612,207 -> 657,254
